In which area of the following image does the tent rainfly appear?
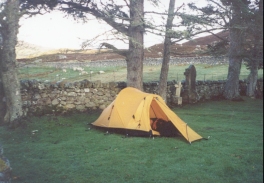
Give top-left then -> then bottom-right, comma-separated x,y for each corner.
92,87 -> 203,143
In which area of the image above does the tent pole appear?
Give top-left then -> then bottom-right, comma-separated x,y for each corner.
186,123 -> 191,144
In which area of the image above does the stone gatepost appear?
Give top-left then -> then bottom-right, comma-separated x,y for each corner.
0,144 -> 11,183
183,65 -> 199,103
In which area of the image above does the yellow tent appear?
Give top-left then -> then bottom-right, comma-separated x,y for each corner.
92,87 -> 203,143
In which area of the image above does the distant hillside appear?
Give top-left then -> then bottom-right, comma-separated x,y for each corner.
17,31 -> 230,62
183,31 -> 229,46
146,31 -> 229,58
16,42 -> 57,59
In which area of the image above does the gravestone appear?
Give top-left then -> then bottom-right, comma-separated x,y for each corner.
174,81 -> 182,105
183,65 -> 199,103
0,143 -> 12,183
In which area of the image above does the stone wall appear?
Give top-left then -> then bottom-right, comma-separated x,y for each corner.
18,56 -> 228,68
0,78 -> 258,116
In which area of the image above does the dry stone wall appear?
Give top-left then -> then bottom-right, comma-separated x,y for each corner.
19,56 -> 228,68
1,55 -> 263,116
19,79 -> 122,116
0,78 -> 259,116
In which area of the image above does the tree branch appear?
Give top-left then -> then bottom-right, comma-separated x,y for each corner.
99,42 -> 128,57
58,1 -> 129,35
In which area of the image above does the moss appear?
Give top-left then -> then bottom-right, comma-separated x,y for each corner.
0,159 -> 8,172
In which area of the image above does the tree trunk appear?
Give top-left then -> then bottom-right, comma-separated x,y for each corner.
247,0 -> 263,98
0,81 -> 6,123
223,56 -> 242,100
223,3 -> 244,100
0,0 -> 23,125
158,0 -> 175,103
126,0 -> 144,90
247,64 -> 258,98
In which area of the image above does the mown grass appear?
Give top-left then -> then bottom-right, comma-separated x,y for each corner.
18,63 -> 263,83
0,97 -> 263,183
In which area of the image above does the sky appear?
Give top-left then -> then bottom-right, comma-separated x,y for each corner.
17,0 -> 206,50
18,11 -> 109,49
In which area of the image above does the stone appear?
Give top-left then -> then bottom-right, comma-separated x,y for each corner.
67,92 -> 77,97
52,99 -> 59,105
78,93 -> 85,96
38,83 -> 45,90
84,98 -> 90,103
65,104 -> 75,109
109,82 -> 117,88
65,82 -> 75,89
41,93 -> 48,98
74,101 -> 81,105
0,144 -> 12,183
61,97 -> 66,101
183,65 -> 199,103
49,94 -> 57,98
99,104 -> 106,110
175,81 -> 182,97
85,93 -> 92,97
23,101 -> 31,107
85,102 -> 95,108
174,81 -> 182,105
33,94 -> 41,100
93,80 -> 101,88
97,92 -> 104,96
76,105 -> 86,111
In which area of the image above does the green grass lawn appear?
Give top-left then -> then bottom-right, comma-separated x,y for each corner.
0,97 -> 263,183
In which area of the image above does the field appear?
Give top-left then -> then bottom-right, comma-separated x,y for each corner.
18,63 -> 263,83
0,97 -> 263,183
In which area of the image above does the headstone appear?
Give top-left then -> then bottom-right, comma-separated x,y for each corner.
0,143 -> 12,183
174,81 -> 182,105
175,81 -> 182,97
183,65 -> 199,103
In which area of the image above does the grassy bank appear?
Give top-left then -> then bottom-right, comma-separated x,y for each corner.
0,97 -> 263,183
